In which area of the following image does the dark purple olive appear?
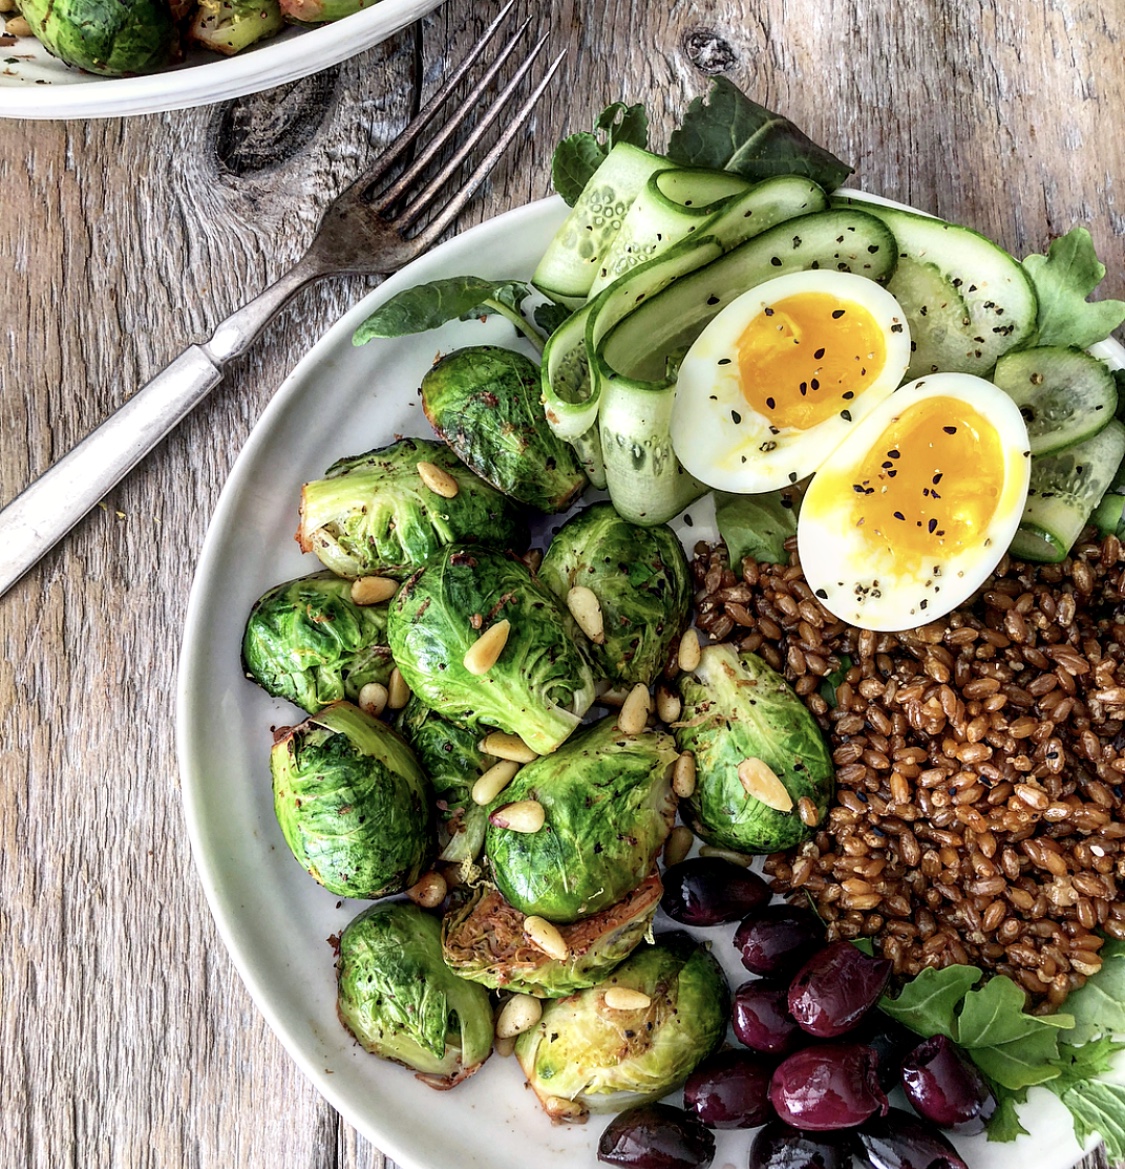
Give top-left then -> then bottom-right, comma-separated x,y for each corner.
598,1103 -> 716,1169
851,1016 -> 921,1092
660,857 -> 770,926
749,1120 -> 853,1169
732,981 -> 804,1055
901,1034 -> 996,1134
769,1043 -> 888,1130
735,905 -> 825,977
683,1048 -> 774,1129
788,940 -> 892,1037
856,1106 -> 969,1169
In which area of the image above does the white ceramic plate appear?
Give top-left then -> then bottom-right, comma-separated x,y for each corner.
0,0 -> 444,119
178,195 -> 1109,1169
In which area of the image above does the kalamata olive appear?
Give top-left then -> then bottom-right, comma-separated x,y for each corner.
598,1103 -> 716,1169
749,1120 -> 853,1169
732,981 -> 803,1055
788,940 -> 892,1037
851,1016 -> 920,1092
769,1042 -> 888,1130
735,905 -> 825,977
660,857 -> 770,926
855,1106 -> 969,1169
901,1034 -> 996,1134
683,1048 -> 774,1128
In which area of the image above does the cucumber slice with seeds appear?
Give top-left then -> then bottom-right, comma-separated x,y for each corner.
991,345 -> 1117,456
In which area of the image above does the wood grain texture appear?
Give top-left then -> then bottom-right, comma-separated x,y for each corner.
0,1 -> 1121,1166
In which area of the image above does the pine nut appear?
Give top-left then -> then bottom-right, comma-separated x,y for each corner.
603,987 -> 652,1011
350,575 -> 398,605
490,800 -> 545,833
677,628 -> 702,672
357,682 -> 388,718
493,1035 -> 517,1058
464,619 -> 510,675
4,13 -> 30,33
655,685 -> 681,724
543,1096 -> 587,1123
472,759 -> 521,805
496,994 -> 542,1038
405,871 -> 447,909
481,731 -> 538,763
416,460 -> 459,498
387,667 -> 411,710
524,915 -> 569,960
699,844 -> 754,866
566,585 -> 605,644
737,757 -> 795,812
664,825 -> 694,867
618,683 -> 652,735
672,752 -> 697,799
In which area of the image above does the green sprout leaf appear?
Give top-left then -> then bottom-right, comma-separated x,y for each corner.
1058,1080 -> 1125,1163
714,488 -> 798,568
551,101 -> 649,206
1022,227 -> 1125,349
955,975 -> 1074,1048
353,277 -> 533,345
968,1030 -> 1064,1090
986,1086 -> 1030,1143
879,964 -> 982,1039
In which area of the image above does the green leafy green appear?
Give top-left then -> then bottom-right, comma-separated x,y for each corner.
667,78 -> 852,190
714,489 -> 798,568
850,937 -> 875,957
879,964 -> 982,1039
956,976 -> 1074,1048
986,1087 -> 1030,1142
968,1029 -> 1065,1090
1058,1080 -> 1125,1162
533,298 -> 572,337
1022,227 -> 1125,349
819,654 -> 852,709
1061,939 -> 1125,1044
1051,1038 -> 1125,1092
551,102 -> 649,206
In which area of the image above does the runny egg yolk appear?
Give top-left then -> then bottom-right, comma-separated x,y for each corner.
737,292 -> 889,431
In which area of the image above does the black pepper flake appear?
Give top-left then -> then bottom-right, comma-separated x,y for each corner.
928,518 -> 938,533
731,410 -> 742,424
887,468 -> 896,477
764,307 -> 775,316
814,347 -> 825,359
811,378 -> 820,390
943,426 -> 957,434
788,471 -> 798,483
889,450 -> 900,459
894,511 -> 906,521
799,382 -> 808,396
815,588 -> 828,599
706,294 -> 720,306
717,358 -> 732,366
841,410 -> 852,421
890,323 -> 904,333
933,472 -> 943,484
684,514 -> 694,526
920,598 -> 928,610
842,391 -> 855,400
853,484 -> 866,493
831,309 -> 846,319
766,397 -> 776,409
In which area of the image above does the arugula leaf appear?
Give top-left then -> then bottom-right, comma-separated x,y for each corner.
667,78 -> 852,190
1059,1080 -> 1125,1162
879,964 -> 982,1038
1060,938 -> 1125,1045
353,277 -> 533,344
969,1029 -> 1064,1090
533,299 -> 573,337
819,654 -> 852,709
851,937 -> 875,957
986,1086 -> 1030,1143
550,102 -> 649,206
955,976 -> 1074,1048
1022,227 -> 1125,349
1051,1038 -> 1125,1092
714,489 -> 798,567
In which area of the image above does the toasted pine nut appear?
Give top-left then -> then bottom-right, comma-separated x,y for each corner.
416,460 -> 459,498
655,685 -> 681,724
472,759 -> 521,806
664,825 -> 694,868
481,731 -> 538,763
543,1095 -> 587,1123
677,629 -> 702,672
737,757 -> 795,812
494,1035 -> 517,1058
699,844 -> 754,866
672,752 -> 697,799
357,682 -> 389,718
387,667 -> 411,710
496,993 -> 543,1038
0,0 -> 18,15
566,585 -> 605,644
405,871 -> 447,909
524,915 -> 569,960
464,619 -> 510,675
618,683 -> 651,735
603,987 -> 652,1011
350,575 -> 398,605
4,14 -> 30,33
490,800 -> 545,833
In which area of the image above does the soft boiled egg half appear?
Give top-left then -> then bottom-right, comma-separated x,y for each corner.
670,270 -> 913,492
798,372 -> 1031,631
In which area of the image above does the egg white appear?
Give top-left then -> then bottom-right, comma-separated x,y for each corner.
797,372 -> 1032,631
670,270 -> 913,493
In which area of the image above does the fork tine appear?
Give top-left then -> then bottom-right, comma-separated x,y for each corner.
398,42 -> 564,237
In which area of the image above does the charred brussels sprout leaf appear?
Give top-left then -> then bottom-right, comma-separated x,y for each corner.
17,0 -> 175,75
242,574 -> 393,713
190,0 -> 284,54
396,696 -> 492,865
387,545 -> 596,755
421,346 -> 588,513
516,932 -> 729,1118
298,437 -> 528,580
485,715 -> 678,923
676,644 -> 834,853
271,702 -> 433,898
337,901 -> 493,1088
441,873 -> 663,996
539,502 -> 691,687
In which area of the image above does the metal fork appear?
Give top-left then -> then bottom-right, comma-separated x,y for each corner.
0,3 -> 563,600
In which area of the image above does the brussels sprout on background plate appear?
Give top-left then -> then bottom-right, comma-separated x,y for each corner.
336,900 -> 494,1089
18,0 -> 176,76
271,701 -> 433,898
298,437 -> 529,580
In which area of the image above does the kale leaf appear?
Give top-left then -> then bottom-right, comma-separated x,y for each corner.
550,102 -> 650,206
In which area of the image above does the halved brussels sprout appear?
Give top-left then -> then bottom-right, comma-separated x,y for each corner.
388,544 -> 597,755
485,715 -> 678,923
515,932 -> 729,1119
539,501 -> 692,688
242,573 -> 393,713
441,872 -> 663,996
271,702 -> 432,898
297,437 -> 528,580
676,644 -> 834,853
337,901 -> 493,1088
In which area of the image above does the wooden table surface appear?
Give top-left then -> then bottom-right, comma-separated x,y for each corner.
0,1 -> 1122,1165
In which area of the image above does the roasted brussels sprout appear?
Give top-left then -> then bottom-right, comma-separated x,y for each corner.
190,0 -> 283,53
676,644 -> 834,853
539,502 -> 692,688
271,702 -> 433,898
336,900 -> 493,1088
396,696 -> 492,864
441,872 -> 663,996
421,346 -> 588,513
515,932 -> 729,1119
17,0 -> 175,75
298,437 -> 528,580
388,544 -> 597,755
242,573 -> 394,713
